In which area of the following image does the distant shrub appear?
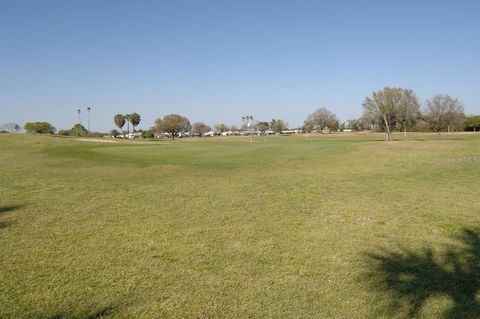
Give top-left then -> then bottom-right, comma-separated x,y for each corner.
142,129 -> 155,139
464,115 -> 480,131
110,129 -> 120,137
0,123 -> 21,132
24,122 -> 56,134
58,129 -> 71,136
70,124 -> 88,136
86,131 -> 104,137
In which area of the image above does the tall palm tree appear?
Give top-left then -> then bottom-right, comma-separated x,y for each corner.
77,109 -> 82,125
129,113 -> 141,132
125,114 -> 131,135
114,114 -> 126,137
86,107 -> 91,132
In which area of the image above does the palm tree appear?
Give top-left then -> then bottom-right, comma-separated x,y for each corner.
129,113 -> 141,132
86,107 -> 91,132
114,114 -> 126,137
124,114 -> 131,135
77,109 -> 82,125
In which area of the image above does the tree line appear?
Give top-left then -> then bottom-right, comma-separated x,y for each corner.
360,88 -> 467,141
14,87 -> 479,139
141,88 -> 474,141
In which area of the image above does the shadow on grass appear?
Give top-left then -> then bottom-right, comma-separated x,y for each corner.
47,306 -> 115,319
0,220 -> 14,229
363,228 -> 480,318
0,205 -> 22,229
0,205 -> 22,214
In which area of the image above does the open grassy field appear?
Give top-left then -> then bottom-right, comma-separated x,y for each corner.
1,133 -> 479,318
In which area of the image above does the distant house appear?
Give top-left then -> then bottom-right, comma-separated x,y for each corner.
177,131 -> 191,138
155,132 -> 171,138
281,129 -> 301,135
204,131 -> 216,137
127,132 -> 142,139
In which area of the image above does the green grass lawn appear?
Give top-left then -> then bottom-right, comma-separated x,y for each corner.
1,133 -> 479,318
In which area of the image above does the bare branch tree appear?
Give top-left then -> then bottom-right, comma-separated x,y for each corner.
304,107 -> 339,133
362,87 -> 420,141
425,94 -> 465,132
192,122 -> 211,136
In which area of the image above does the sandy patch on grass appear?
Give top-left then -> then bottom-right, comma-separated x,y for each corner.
74,138 -> 119,143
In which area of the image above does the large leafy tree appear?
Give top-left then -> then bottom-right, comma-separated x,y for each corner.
304,107 -> 339,133
362,87 -> 420,141
114,114 -> 126,135
154,114 -> 191,140
425,94 -> 465,132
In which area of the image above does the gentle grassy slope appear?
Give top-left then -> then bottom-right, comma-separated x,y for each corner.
1,133 -> 479,318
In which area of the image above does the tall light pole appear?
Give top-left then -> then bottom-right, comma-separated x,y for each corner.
87,107 -> 91,132
77,109 -> 82,125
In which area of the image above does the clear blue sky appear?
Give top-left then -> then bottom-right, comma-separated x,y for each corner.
1,0 -> 479,131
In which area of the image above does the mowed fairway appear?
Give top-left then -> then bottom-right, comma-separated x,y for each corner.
1,133 -> 480,318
